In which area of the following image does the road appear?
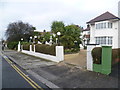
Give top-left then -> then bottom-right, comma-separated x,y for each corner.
2,56 -> 34,88
0,42 -> 50,89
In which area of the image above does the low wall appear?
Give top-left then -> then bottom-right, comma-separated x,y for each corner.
21,46 -> 64,63
87,44 -> 100,71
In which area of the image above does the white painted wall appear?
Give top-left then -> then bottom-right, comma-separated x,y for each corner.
90,24 -> 95,44
21,46 -> 64,63
18,41 -> 21,52
82,30 -> 90,35
118,1 -> 120,48
30,45 -> 32,51
90,20 -> 119,48
87,45 -> 100,71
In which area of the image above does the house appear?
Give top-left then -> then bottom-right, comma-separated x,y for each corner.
87,11 -> 120,48
118,1 -> 120,48
81,25 -> 90,46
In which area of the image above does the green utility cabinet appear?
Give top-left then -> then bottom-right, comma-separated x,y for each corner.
93,46 -> 112,75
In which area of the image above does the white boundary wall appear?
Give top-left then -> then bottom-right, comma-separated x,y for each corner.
87,44 -> 100,71
18,41 -> 21,52
21,46 -> 64,63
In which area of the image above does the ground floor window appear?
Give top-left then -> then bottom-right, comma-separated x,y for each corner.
95,36 -> 112,45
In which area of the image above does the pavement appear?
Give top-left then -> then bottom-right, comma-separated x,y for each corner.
2,48 -> 119,88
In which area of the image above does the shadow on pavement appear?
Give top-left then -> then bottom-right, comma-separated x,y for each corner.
109,62 -> 120,78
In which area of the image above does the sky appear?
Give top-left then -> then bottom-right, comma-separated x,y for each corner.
0,0 -> 119,40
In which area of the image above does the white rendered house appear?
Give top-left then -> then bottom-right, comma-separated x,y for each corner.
87,11 -> 120,48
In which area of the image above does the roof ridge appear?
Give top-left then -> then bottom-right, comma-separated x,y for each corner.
87,11 -> 119,24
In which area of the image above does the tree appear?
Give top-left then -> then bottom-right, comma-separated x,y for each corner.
43,32 -> 51,42
5,21 -> 35,42
51,21 -> 65,35
61,24 -> 81,49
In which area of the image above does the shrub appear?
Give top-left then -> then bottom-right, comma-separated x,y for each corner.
64,48 -> 80,54
84,46 -> 87,49
92,47 -> 102,64
7,42 -> 18,50
92,47 -> 120,65
23,43 -> 30,50
21,42 -> 29,45
35,44 -> 57,56
64,49 -> 72,54
48,44 -> 56,55
112,48 -> 120,64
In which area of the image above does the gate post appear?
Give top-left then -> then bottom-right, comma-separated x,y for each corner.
18,41 -> 21,52
87,44 -> 98,71
101,46 -> 112,75
34,45 -> 36,52
30,45 -> 32,52
56,46 -> 64,62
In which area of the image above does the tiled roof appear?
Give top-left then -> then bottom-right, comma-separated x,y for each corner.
87,11 -> 120,24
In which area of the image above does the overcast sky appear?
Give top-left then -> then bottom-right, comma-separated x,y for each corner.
0,0 -> 119,39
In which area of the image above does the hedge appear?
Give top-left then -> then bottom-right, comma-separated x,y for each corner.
7,42 -> 18,50
23,43 -> 30,50
92,47 -> 102,64
35,44 -> 57,56
112,48 -> 120,64
92,47 -> 120,65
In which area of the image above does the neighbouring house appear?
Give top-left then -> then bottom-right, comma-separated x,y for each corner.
87,11 -> 120,48
81,25 -> 90,46
118,1 -> 120,48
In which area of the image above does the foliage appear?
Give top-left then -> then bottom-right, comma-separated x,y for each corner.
21,41 -> 30,45
92,47 -> 102,64
51,21 -> 82,50
64,48 -> 80,54
37,32 -> 52,44
23,43 -> 30,50
112,48 -> 120,64
35,44 -> 57,56
51,21 -> 65,35
61,24 -> 81,49
43,32 -> 51,42
84,46 -> 87,49
61,35 -> 74,49
34,32 -> 40,36
5,21 -> 35,42
7,42 -> 19,50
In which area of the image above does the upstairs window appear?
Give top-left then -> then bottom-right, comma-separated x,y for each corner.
108,22 -> 112,28
95,22 -> 112,29
103,23 -> 106,28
